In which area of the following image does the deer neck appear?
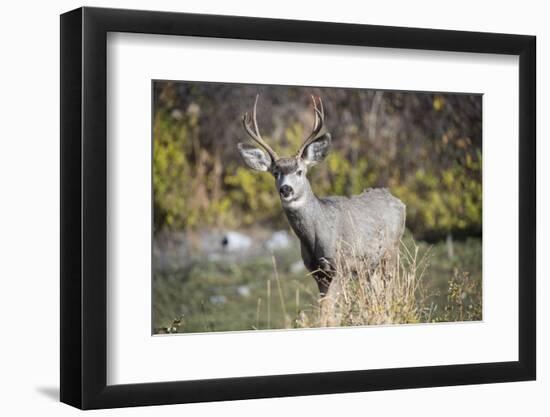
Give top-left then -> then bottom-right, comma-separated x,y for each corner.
282,184 -> 321,252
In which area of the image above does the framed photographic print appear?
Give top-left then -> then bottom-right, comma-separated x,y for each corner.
60,6 -> 536,409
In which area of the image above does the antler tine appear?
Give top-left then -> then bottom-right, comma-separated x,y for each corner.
242,94 -> 278,161
313,96 -> 325,133
311,95 -> 319,132
252,94 -> 262,141
296,95 -> 326,158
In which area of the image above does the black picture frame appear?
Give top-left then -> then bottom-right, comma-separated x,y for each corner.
60,6 -> 536,410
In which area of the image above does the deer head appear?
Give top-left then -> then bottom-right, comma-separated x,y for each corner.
237,95 -> 332,208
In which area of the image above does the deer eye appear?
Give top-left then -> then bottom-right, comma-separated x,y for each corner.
296,170 -> 303,177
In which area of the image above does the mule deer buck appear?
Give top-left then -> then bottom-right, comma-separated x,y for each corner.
238,95 -> 406,298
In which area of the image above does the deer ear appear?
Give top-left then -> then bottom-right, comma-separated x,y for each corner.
303,133 -> 331,166
237,143 -> 272,172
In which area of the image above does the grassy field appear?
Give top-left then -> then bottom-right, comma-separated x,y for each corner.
153,233 -> 481,334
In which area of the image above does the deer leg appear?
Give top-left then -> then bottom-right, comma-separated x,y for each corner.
316,257 -> 335,294
315,275 -> 331,296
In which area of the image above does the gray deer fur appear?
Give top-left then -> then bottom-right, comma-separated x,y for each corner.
238,95 -> 406,294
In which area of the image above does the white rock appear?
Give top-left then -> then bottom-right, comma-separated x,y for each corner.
221,231 -> 252,252
237,285 -> 251,297
265,230 -> 292,251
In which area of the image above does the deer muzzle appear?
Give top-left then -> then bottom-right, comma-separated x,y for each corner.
279,184 -> 294,199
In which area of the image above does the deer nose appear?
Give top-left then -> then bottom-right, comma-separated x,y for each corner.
279,184 -> 293,198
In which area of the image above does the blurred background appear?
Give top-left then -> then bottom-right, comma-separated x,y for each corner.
152,81 -> 482,334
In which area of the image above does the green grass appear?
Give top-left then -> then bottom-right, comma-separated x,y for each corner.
409,235 -> 482,322
153,235 -> 482,334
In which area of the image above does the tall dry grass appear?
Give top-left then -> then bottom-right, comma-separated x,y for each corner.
293,239 -> 433,329
326,240 -> 431,327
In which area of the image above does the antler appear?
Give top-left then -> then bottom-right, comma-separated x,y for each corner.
242,95 -> 279,161
296,95 -> 326,158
